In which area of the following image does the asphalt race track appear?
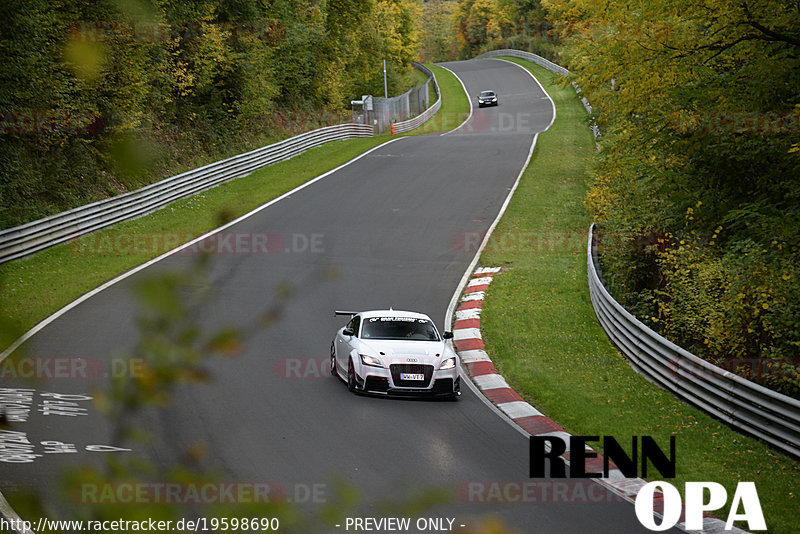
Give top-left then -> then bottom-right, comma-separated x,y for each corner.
1,59 -> 679,533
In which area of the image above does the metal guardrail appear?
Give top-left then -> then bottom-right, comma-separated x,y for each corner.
391,62 -> 441,135
474,48 -> 569,77
588,223 -> 800,459
0,123 -> 373,264
374,81 -> 428,131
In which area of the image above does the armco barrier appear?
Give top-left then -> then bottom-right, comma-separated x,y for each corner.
474,48 -> 569,77
391,62 -> 441,135
0,123 -> 373,264
588,223 -> 800,459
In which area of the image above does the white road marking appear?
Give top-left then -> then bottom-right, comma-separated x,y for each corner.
467,276 -> 493,287
497,401 -> 543,419
0,138 -> 405,362
455,308 -> 481,321
437,65 -> 474,136
458,349 -> 491,363
452,328 -> 481,341
461,291 -> 485,302
473,373 -> 509,390
490,58 -> 557,133
444,58 -> 551,440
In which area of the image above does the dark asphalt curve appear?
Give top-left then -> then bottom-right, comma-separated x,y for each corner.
1,59 -> 677,533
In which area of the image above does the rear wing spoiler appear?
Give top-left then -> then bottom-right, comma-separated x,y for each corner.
334,310 -> 359,317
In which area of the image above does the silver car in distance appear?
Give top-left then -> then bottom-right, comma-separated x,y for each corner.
331,310 -> 460,399
477,90 -> 498,107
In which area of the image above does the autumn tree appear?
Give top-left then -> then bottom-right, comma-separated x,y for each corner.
0,0 -> 422,228
543,0 -> 800,395
419,0 -> 459,62
453,0 -> 555,59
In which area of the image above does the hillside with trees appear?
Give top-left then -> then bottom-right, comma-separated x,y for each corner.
452,0 -> 558,60
3,0 -> 798,397
540,0 -> 800,396
0,0 -> 421,228
446,0 -> 799,397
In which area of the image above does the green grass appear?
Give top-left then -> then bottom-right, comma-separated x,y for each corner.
479,57 -> 799,533
410,66 -> 430,88
0,62 -> 470,353
411,64 -> 470,135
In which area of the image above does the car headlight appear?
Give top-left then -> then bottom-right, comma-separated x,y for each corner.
478,99 -> 484,103
439,357 -> 456,370
360,354 -> 385,368
491,97 -> 497,101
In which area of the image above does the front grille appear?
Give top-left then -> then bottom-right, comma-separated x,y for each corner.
390,364 -> 434,387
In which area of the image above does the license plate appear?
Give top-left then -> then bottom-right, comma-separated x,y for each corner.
400,373 -> 425,381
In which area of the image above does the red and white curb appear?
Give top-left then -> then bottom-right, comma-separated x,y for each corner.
451,267 -> 748,534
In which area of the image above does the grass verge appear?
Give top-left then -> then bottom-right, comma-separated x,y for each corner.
0,63 -> 470,354
412,64 -> 470,135
478,57 -> 799,533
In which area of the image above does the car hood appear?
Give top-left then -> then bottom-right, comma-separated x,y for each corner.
358,340 -> 449,364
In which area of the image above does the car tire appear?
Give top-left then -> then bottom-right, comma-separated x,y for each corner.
330,342 -> 337,377
347,359 -> 356,392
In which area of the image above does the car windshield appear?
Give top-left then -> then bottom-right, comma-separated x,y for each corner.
361,316 -> 440,341
480,91 -> 495,98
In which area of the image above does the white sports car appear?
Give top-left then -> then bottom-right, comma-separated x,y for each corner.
331,310 -> 461,398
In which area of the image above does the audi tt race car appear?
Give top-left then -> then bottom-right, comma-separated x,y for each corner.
477,90 -> 498,107
331,310 -> 460,398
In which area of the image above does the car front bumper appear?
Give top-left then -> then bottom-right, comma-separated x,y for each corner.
356,366 -> 460,397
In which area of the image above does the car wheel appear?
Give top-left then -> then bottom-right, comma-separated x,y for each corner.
330,342 -> 337,377
347,359 -> 356,392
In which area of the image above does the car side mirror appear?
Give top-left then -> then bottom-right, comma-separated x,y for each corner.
443,331 -> 454,339
342,327 -> 354,337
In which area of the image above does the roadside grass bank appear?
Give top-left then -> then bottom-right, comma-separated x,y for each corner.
478,57 -> 799,533
412,65 -> 470,135
410,65 -> 430,88
0,63 -> 468,355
